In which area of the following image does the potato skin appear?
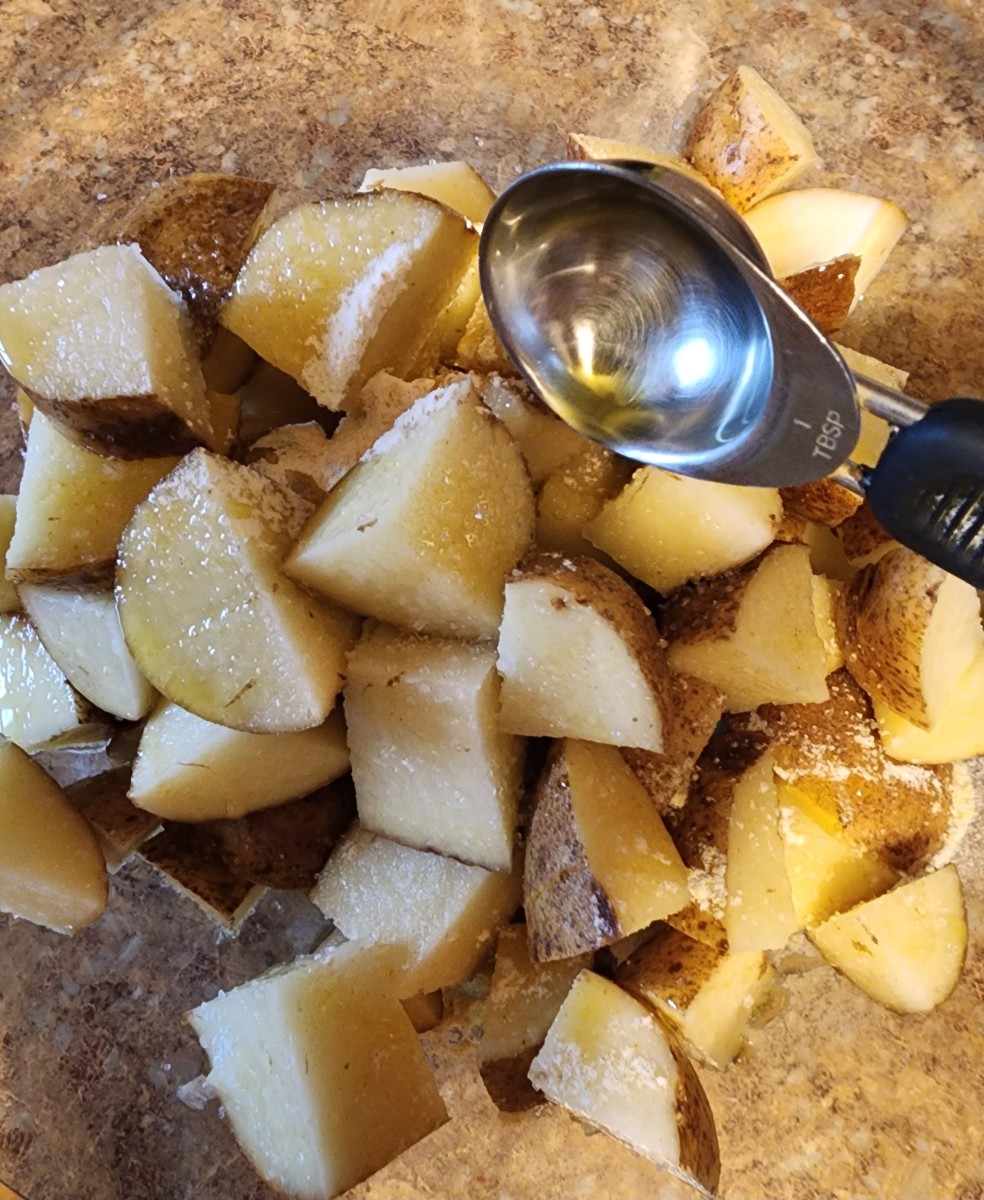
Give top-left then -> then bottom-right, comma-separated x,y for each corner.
780,476 -> 863,527
780,254 -> 860,335
27,388 -> 206,460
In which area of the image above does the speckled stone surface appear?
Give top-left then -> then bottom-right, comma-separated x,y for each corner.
1,2 -> 984,1198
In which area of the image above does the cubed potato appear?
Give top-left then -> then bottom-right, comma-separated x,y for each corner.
778,783 -> 899,926
529,970 -> 720,1197
344,624 -> 522,871
454,297 -> 517,376
66,767 -> 160,872
837,547 -> 983,729
838,502 -> 897,566
535,443 -> 633,560
359,160 -> 495,224
139,823 -> 265,929
188,943 -> 449,1200
236,360 -> 336,445
749,671 -> 955,871
201,325 -> 256,393
201,780 -> 356,891
801,521 -> 855,581
743,188 -> 908,307
474,374 -> 588,487
401,990 -> 444,1035
19,584 -> 157,721
0,244 -> 213,456
584,467 -> 782,593
683,66 -> 818,210
566,132 -> 713,188
874,654 -> 984,764
312,825 -> 520,997
725,749 -> 800,952
497,553 -> 673,751
129,701 -> 350,821
0,496 -> 19,611
666,543 -> 830,711
478,924 -> 590,1112
812,575 -> 844,674
205,389 -> 241,455
117,449 -> 355,733
6,411 -> 179,585
243,422 -> 333,511
0,741 -> 108,933
617,927 -> 776,1068
0,613 -> 110,751
117,172 -> 275,351
779,477 -> 863,527
286,377 -> 534,639
836,343 -> 902,468
410,255 -> 482,373
220,192 -> 476,411
779,254 -> 859,334
524,740 -> 689,961
809,866 -> 967,1013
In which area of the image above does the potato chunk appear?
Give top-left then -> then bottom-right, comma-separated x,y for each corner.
359,160 -> 495,224
743,187 -> 907,306
529,970 -> 720,1197
19,584 -> 156,721
566,132 -> 713,187
666,543 -> 830,711
524,740 -> 689,961
497,553 -> 673,751
220,192 -> 475,410
684,65 -> 818,211
478,925 -> 590,1112
118,449 -> 354,733
0,495 -> 19,612
188,943 -> 449,1200
6,411 -> 179,585
0,244 -> 212,456
475,374 -> 588,487
809,867 -> 967,1013
312,825 -> 520,996
129,701 -> 350,821
584,467 -> 782,593
0,741 -> 108,933
286,377 -> 534,639
344,624 -> 522,871
874,657 -> 984,764
837,548 -> 984,729
535,443 -> 633,560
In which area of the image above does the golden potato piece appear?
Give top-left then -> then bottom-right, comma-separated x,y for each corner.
454,296 -> 517,376
474,374 -> 588,487
0,741 -> 108,933
666,542 -> 830,711
836,547 -> 984,728
286,377 -> 534,639
0,244 -> 213,457
684,65 -> 818,211
497,553 -> 674,751
535,443 -> 633,561
359,160 -> 495,224
529,970 -> 720,1197
585,467 -> 782,594
188,943 -> 449,1200
566,132 -> 713,187
809,866 -> 967,1014
874,655 -> 984,764
524,740 -> 689,961
118,449 -> 355,733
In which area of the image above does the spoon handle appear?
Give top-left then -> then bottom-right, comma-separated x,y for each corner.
862,396 -> 984,588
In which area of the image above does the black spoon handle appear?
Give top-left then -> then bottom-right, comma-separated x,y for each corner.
863,397 -> 984,587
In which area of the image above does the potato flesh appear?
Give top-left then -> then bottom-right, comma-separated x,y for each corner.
566,133 -> 713,188
312,825 -> 520,996
118,449 -> 352,733
0,496 -> 18,611
668,543 -> 830,711
6,411 -> 179,584
809,866 -> 967,1013
0,243 -> 212,450
188,944 -> 448,1200
359,160 -> 495,224
535,444 -> 632,559
585,467 -> 781,593
129,702 -> 350,821
529,970 -> 718,1195
875,654 -> 984,763
286,379 -> 534,639
724,750 -> 800,952
220,192 -> 475,410
344,625 -> 521,871
475,374 -> 587,487
743,188 -> 908,304
0,740 -> 108,933
19,584 -> 156,721
497,578 -> 667,751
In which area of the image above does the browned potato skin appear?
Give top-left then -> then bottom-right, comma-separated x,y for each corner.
139,823 -> 263,928
118,172 -> 276,351
66,767 -> 161,872
780,477 -> 863,527
836,547 -> 946,727
524,742 -> 620,962
738,670 -> 952,873
616,926 -> 721,1014
672,1034 -> 722,1196
838,502 -> 897,565
779,254 -> 860,334
25,388 -> 208,460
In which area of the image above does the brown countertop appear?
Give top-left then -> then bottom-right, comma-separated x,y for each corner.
1,2 -> 983,1198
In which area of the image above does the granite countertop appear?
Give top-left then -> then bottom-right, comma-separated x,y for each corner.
2,2 -> 984,1198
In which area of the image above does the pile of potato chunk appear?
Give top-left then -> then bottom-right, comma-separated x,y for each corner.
0,66 -> 978,1200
